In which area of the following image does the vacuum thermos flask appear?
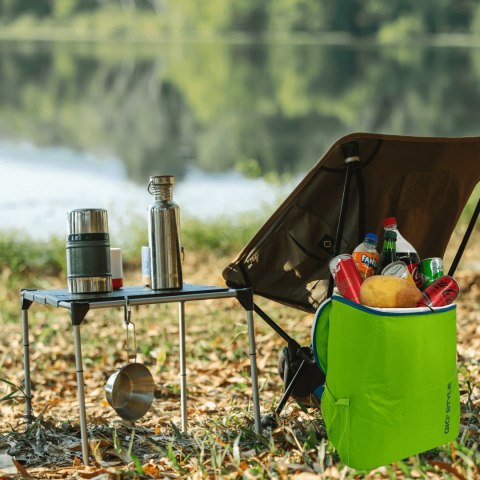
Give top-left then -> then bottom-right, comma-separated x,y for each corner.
147,175 -> 183,290
66,208 -> 112,293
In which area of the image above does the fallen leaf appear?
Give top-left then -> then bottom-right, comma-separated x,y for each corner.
451,442 -> 457,461
143,464 -> 162,478
426,460 -> 467,480
12,458 -> 30,477
291,473 -> 321,479
77,468 -> 108,479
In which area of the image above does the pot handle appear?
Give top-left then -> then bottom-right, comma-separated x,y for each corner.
124,297 -> 137,363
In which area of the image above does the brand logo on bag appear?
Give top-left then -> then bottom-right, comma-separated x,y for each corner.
444,382 -> 451,434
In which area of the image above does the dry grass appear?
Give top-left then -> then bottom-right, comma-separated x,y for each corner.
0,240 -> 478,479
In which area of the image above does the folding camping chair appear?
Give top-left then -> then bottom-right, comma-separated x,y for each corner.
223,132 -> 480,427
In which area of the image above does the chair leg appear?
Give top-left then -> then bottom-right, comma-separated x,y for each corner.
253,304 -> 323,428
261,359 -> 309,428
275,359 -> 307,415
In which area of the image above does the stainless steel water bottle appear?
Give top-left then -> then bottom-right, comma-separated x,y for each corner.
66,208 -> 112,293
147,175 -> 183,290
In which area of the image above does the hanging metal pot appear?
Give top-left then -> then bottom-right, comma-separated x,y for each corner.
105,301 -> 154,421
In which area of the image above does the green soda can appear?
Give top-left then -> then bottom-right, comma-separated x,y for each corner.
420,257 -> 444,288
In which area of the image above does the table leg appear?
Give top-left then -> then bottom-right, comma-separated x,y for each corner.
73,324 -> 89,465
21,308 -> 33,422
178,301 -> 187,433
246,309 -> 261,435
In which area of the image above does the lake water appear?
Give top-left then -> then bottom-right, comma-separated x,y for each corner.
0,140 -> 294,240
1,41 -> 480,239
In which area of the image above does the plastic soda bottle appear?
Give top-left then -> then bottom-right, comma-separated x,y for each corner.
376,230 -> 397,274
352,233 -> 380,279
383,217 -> 421,287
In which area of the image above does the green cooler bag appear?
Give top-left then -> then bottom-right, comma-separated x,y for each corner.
312,295 -> 460,470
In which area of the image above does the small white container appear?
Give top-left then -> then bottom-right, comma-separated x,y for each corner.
110,247 -> 123,289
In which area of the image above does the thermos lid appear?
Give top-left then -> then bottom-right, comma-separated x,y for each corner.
149,175 -> 174,186
67,208 -> 109,235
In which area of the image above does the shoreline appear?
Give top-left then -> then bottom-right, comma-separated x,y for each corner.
1,29 -> 480,49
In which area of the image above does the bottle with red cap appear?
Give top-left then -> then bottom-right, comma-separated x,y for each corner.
383,217 -> 422,288
376,230 -> 397,274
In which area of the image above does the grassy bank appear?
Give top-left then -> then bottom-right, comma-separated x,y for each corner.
0,215 -> 260,286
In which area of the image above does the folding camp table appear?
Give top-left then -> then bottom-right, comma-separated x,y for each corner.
20,284 -> 260,466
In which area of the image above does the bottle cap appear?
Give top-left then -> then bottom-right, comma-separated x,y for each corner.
383,217 -> 397,228
148,175 -> 175,198
150,175 -> 174,186
384,230 -> 397,240
364,232 -> 378,244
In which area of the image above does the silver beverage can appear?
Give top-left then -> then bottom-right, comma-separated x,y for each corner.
141,246 -> 151,286
381,261 -> 416,286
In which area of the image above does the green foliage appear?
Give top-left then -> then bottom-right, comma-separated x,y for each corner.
267,0 -> 327,33
181,215 -> 263,255
235,158 -> 262,179
0,214 -> 263,286
0,0 -> 51,21
167,0 -> 231,35
0,0 -> 478,38
0,232 -> 65,283
473,5 -> 480,36
52,0 -> 76,19
377,15 -> 426,43
0,378 -> 22,402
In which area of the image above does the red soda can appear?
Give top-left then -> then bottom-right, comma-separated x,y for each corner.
417,275 -> 459,307
408,262 -> 423,290
329,254 -> 363,303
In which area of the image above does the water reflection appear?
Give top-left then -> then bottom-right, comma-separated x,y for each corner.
1,41 -> 480,238
2,41 -> 480,185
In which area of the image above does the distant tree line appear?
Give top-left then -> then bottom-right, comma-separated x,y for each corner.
0,0 -> 479,38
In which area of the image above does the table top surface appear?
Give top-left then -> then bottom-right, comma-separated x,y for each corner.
21,284 -> 239,308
